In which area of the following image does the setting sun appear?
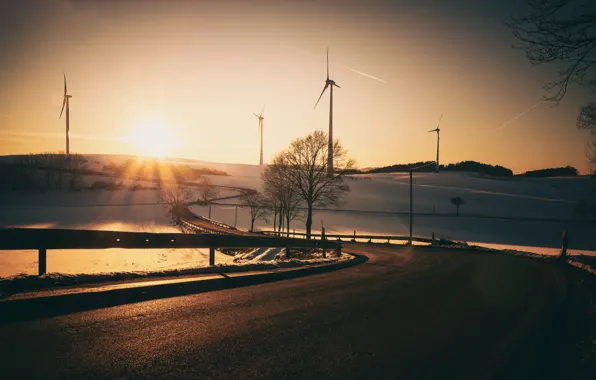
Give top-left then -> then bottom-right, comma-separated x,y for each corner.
131,120 -> 177,157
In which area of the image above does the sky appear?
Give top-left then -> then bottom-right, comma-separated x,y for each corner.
0,0 -> 594,173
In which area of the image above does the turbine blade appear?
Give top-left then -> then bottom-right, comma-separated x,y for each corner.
254,113 -> 260,118
437,114 -> 443,129
333,83 -> 341,88
314,83 -> 329,109
59,97 -> 66,119
260,104 -> 266,118
63,72 -> 67,95
326,47 -> 329,80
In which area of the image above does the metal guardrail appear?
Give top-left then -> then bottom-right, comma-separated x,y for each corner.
189,213 -> 238,231
259,230 -> 445,245
0,228 -> 342,275
179,207 -> 238,234
179,219 -> 228,235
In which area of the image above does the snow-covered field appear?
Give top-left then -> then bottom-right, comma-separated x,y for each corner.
1,154 -> 595,278
192,165 -> 596,253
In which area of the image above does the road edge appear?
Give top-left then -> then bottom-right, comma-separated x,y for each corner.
0,252 -> 368,324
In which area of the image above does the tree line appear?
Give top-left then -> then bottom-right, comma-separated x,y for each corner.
350,160 -> 514,177
516,166 -> 579,178
0,152 -> 88,191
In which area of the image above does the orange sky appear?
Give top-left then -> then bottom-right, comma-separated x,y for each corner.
0,0 -> 593,173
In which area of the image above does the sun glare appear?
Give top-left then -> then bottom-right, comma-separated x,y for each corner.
131,120 -> 177,157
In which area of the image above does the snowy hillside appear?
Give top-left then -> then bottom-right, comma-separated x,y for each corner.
1,154 -> 595,277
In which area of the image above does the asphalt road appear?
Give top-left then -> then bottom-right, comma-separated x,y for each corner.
0,245 -> 566,379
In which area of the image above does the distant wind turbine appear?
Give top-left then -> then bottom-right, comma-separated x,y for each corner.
59,73 -> 72,154
314,48 -> 341,178
428,114 -> 443,173
253,105 -> 265,166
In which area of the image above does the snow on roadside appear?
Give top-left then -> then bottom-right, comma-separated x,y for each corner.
0,248 -> 235,278
0,251 -> 354,297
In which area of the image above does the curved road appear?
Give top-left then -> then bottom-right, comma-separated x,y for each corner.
0,245 -> 565,379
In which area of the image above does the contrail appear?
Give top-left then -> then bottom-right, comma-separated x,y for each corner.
494,98 -> 544,132
342,65 -> 387,84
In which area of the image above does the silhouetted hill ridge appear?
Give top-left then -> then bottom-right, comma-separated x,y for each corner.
356,160 -> 514,177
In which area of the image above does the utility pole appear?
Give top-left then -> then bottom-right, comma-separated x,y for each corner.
409,170 -> 413,245
409,162 -> 436,245
234,206 -> 238,228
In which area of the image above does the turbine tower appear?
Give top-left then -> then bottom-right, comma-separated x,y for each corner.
59,73 -> 72,155
428,114 -> 443,173
253,105 -> 265,166
314,48 -> 340,178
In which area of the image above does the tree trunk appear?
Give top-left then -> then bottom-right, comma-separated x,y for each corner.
250,217 -> 255,232
306,203 -> 313,239
279,213 -> 284,232
286,215 -> 290,238
273,206 -> 277,232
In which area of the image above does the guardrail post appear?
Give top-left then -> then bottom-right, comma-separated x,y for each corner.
209,247 -> 215,266
38,248 -> 47,275
559,229 -> 569,260
335,245 -> 341,257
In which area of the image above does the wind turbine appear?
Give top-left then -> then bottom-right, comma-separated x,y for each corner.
314,48 -> 340,178
253,105 -> 265,166
428,114 -> 443,173
59,73 -> 72,155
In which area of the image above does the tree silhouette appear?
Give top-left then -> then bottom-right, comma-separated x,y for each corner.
578,104 -> 596,174
159,184 -> 192,225
509,0 -> 596,103
450,196 -> 465,216
509,0 -> 596,171
269,131 -> 353,238
197,177 -> 219,205
262,158 -> 303,235
240,191 -> 269,232
587,132 -> 596,174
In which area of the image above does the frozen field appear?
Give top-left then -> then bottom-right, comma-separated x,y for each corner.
1,155 -> 595,277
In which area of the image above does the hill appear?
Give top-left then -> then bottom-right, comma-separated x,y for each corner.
516,166 -> 579,178
360,160 -> 513,177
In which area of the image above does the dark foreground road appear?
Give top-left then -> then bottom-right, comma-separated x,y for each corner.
0,245 -> 567,379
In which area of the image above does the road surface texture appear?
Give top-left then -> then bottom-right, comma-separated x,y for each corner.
0,244 -> 568,379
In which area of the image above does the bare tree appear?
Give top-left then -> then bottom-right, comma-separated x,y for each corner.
577,103 -> 596,130
509,0 -> 596,103
159,184 -> 192,225
262,160 -> 304,235
270,131 -> 353,239
240,191 -> 269,232
510,1 -> 596,171
197,177 -> 219,205
450,196 -> 465,216
586,131 -> 596,174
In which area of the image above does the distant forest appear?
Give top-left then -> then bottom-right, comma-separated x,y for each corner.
344,161 -> 584,178
0,153 -> 230,192
345,160 -> 514,177
515,166 -> 579,178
